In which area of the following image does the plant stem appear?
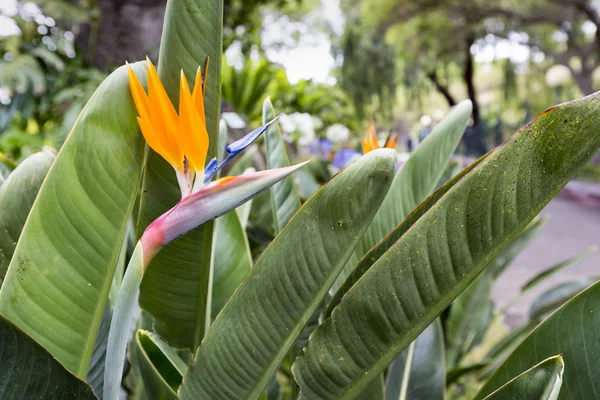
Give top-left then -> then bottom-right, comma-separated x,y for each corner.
104,241 -> 145,400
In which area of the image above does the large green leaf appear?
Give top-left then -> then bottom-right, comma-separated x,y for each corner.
476,281 -> 600,400
211,209 -> 253,316
479,356 -> 563,400
0,153 -> 16,187
331,100 -> 471,293
0,62 -> 146,378
137,0 -> 224,350
385,319 -> 445,400
0,150 -> 55,281
529,277 -> 598,320
445,270 -> 494,368
263,97 -> 301,233
0,314 -> 96,399
131,330 -> 181,400
521,247 -> 596,292
86,305 -> 111,398
444,216 -> 548,368
292,93 -> 600,399
178,149 -> 398,399
325,153 -> 490,318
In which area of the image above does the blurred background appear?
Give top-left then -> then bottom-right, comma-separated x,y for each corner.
1,0 -> 600,377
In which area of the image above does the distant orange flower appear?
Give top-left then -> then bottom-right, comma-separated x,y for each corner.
361,119 -> 398,154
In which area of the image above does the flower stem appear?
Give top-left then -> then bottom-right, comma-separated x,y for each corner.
104,241 -> 145,400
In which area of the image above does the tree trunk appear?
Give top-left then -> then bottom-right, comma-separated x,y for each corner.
464,35 -> 480,125
571,69 -> 595,95
427,69 -> 457,107
79,0 -> 167,70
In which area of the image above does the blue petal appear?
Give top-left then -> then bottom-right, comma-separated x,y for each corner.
332,148 -> 361,170
203,117 -> 279,185
308,139 -> 333,161
203,157 -> 218,178
226,116 -> 279,155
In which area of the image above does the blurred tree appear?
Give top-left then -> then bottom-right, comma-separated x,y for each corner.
32,0 -> 305,69
336,18 -> 397,122
363,0 -> 600,95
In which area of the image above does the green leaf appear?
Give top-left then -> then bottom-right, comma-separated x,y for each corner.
479,355 -> 563,400
501,244 -> 594,312
0,62 -> 146,378
331,100 -> 471,293
488,216 -> 548,278
324,153 -> 490,318
0,152 -> 16,186
477,280 -> 600,399
131,330 -> 182,400
86,304 -> 111,398
385,319 -> 445,400
263,97 -> 301,233
445,216 -> 548,368
137,0 -> 224,350
521,246 -> 596,292
178,149 -> 398,400
0,150 -> 55,281
211,209 -> 253,317
446,363 -> 489,386
445,268 -> 494,368
529,277 -> 598,320
478,321 -> 539,381
0,314 -> 97,399
292,93 -> 600,399
293,167 -> 322,200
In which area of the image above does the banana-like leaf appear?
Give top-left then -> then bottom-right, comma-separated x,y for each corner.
521,247 -> 596,292
331,100 -> 471,293
501,244 -> 594,312
293,167 -> 322,200
479,356 -> 564,400
0,62 -> 146,377
446,363 -> 489,386
0,153 -> 16,186
357,375 -> 384,400
488,216 -> 548,278
211,209 -> 253,317
385,319 -> 445,400
445,269 -> 494,368
325,154 -> 490,318
263,97 -> 301,233
445,216 -> 548,368
137,0 -> 223,350
529,277 -> 598,320
131,330 -> 183,400
0,150 -> 54,281
478,321 -> 540,382
0,314 -> 97,399
292,93 -> 600,399
87,304 -> 111,399
178,149 -> 398,400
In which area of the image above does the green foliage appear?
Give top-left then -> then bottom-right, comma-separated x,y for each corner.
1,2 -> 600,400
0,314 -> 96,399
0,62 -> 146,378
338,19 -> 397,121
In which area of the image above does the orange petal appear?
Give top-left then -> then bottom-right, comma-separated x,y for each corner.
137,116 -> 168,161
128,66 -> 150,122
367,122 -> 379,151
361,136 -> 373,154
180,70 -> 209,171
192,66 -> 206,125
147,58 -> 184,170
384,133 -> 398,149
